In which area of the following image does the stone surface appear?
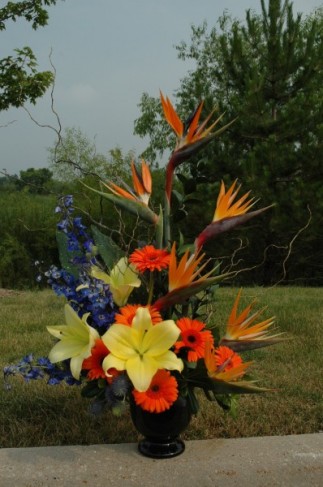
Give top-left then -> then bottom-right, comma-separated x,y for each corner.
0,434 -> 322,486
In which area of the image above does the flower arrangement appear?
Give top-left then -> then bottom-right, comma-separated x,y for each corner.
5,93 -> 283,433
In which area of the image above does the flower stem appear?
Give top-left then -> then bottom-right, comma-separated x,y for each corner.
147,272 -> 154,305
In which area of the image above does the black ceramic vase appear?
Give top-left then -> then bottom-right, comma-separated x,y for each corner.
130,396 -> 192,459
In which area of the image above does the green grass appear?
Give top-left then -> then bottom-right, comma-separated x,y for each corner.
1,287 -> 322,448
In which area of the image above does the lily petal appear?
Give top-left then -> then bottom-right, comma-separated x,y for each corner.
126,354 -> 159,392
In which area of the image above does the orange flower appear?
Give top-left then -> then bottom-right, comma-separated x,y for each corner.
132,369 -> 178,413
82,339 -> 110,380
213,180 -> 256,222
153,243 -> 222,311
195,182 -> 272,250
104,160 -> 152,206
168,243 -> 211,292
205,342 -> 251,382
160,92 -> 227,205
160,91 -> 221,152
175,317 -> 214,362
220,290 -> 281,351
129,245 -> 170,273
115,304 -> 162,326
213,345 -> 243,370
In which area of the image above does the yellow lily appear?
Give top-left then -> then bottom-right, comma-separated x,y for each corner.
220,290 -> 283,351
102,307 -> 183,392
91,257 -> 140,307
47,304 -> 99,380
103,160 -> 152,206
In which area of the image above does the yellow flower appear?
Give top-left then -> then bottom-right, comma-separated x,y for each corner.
102,307 -> 183,392
91,257 -> 140,306
47,304 -> 99,380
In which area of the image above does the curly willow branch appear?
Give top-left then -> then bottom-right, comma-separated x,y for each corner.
270,205 -> 312,287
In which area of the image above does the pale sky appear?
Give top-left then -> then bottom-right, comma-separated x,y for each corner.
1,0 -> 322,175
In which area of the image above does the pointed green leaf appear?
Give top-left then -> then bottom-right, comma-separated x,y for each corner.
220,337 -> 286,352
188,374 -> 272,395
91,225 -> 124,270
56,230 -> 81,278
81,182 -> 158,224
153,272 -> 233,310
155,205 -> 164,249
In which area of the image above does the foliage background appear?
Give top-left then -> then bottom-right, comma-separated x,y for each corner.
1,0 -> 322,289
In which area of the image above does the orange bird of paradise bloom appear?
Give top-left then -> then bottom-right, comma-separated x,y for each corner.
220,290 -> 283,352
195,181 -> 273,249
160,91 -> 223,153
152,243 -> 221,311
160,92 -> 230,206
213,180 -> 257,221
103,160 -> 152,206
167,243 -> 213,292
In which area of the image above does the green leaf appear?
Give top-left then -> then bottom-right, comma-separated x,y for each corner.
55,230 -> 81,278
81,381 -> 102,398
153,271 -> 233,310
155,205 -> 164,249
188,374 -> 272,395
80,181 -> 158,224
91,225 -> 124,270
187,387 -> 200,415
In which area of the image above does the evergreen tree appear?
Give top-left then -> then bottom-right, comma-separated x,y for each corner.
134,0 -> 323,285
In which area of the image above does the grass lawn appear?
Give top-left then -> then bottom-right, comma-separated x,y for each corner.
1,287 -> 322,448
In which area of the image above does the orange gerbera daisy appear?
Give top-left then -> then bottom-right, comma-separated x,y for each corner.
213,345 -> 243,371
115,304 -> 162,326
175,317 -> 214,362
205,342 -> 251,382
132,369 -> 178,413
82,339 -> 110,380
129,245 -> 170,273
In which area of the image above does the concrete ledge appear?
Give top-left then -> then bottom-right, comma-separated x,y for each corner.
1,434 -> 322,486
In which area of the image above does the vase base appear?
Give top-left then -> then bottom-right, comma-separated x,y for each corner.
138,438 -> 185,459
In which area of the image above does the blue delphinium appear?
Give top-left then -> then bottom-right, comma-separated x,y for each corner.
3,355 -> 80,390
4,194 -> 124,415
45,195 -> 117,334
55,194 -> 95,260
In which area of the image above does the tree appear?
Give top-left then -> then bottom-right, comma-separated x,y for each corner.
48,126 -> 134,182
134,0 -> 323,285
0,0 -> 58,111
15,167 -> 53,193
